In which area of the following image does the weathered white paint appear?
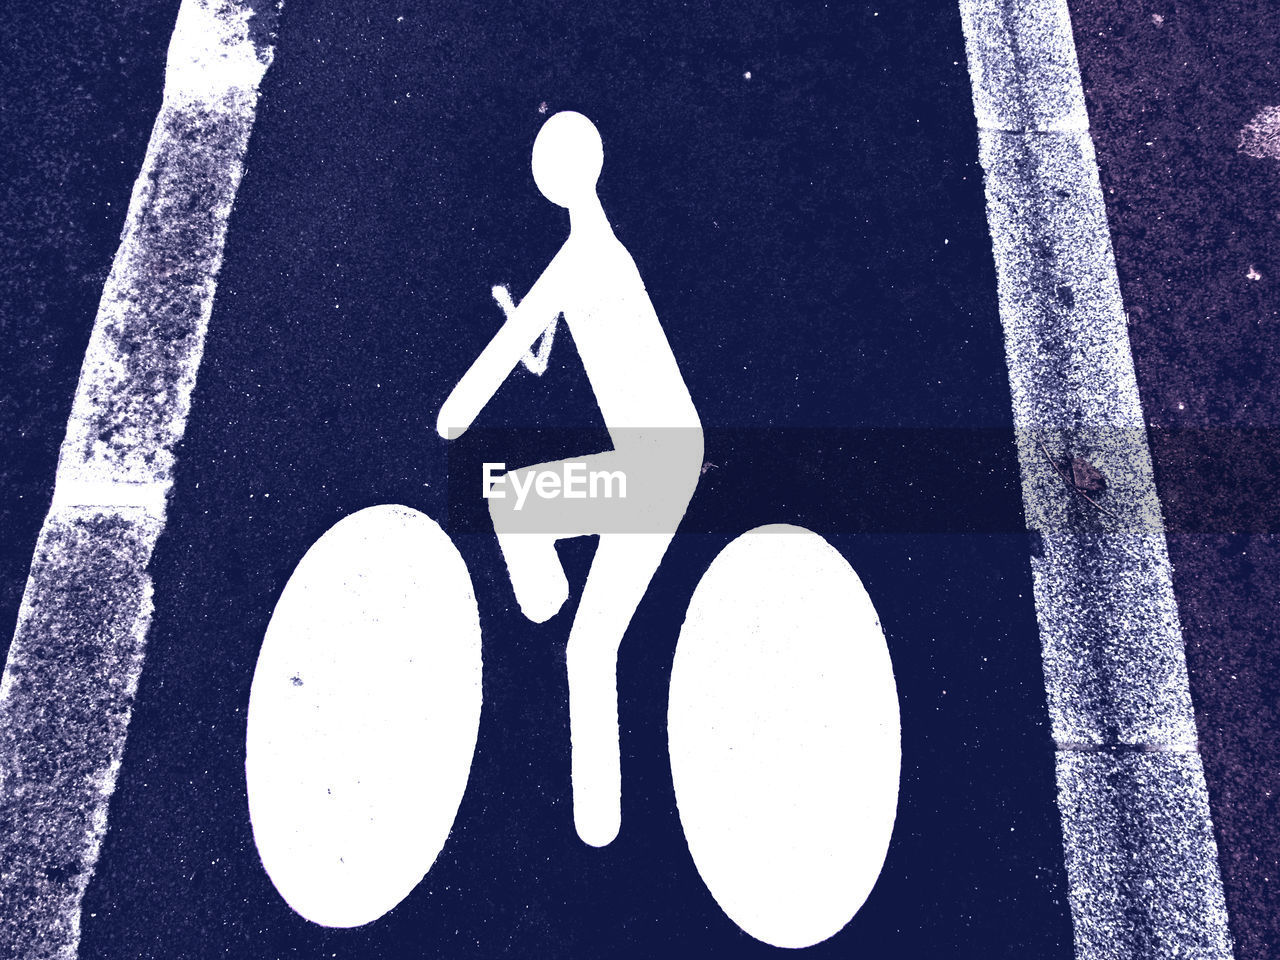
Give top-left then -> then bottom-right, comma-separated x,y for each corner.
958,1 -> 1234,956
0,2 -> 277,955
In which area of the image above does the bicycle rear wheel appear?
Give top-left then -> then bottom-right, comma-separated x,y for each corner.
245,504 -> 482,928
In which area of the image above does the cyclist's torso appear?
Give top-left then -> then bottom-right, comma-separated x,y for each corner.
557,232 -> 702,441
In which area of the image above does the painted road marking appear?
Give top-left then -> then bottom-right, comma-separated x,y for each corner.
958,1 -> 1234,957
0,1 -> 276,956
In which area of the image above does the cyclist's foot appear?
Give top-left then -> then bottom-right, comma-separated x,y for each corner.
497,531 -> 570,623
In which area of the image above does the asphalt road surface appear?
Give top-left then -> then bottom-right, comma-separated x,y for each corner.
1072,5 -> 1280,958
0,1 -> 1274,957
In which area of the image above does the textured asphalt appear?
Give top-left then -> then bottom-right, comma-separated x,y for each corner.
1069,4 -> 1280,958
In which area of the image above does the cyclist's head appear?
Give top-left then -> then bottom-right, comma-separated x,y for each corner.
532,111 -> 603,209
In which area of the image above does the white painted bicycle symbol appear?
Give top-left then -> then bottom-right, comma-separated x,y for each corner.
245,113 -> 901,950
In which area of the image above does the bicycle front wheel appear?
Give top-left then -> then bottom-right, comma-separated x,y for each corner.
245,504 -> 482,928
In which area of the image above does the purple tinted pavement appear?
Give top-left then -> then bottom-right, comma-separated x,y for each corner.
1070,4 -> 1280,957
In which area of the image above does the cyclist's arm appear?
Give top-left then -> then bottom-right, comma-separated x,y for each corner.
436,255 -> 563,439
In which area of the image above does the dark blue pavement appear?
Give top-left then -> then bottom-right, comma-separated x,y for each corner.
1,1 -> 1193,956
1071,4 -> 1280,957
69,3 -> 1073,957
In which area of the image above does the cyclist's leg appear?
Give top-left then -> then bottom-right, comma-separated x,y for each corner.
491,433 -> 701,843
561,430 -> 702,845
488,449 -> 628,623
566,530 -> 675,847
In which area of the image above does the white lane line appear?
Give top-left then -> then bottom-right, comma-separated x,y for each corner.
957,1 -> 1235,958
0,2 -> 276,956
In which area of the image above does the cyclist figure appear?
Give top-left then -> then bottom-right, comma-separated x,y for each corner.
436,111 -> 703,847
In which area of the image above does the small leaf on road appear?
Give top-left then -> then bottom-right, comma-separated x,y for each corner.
1070,457 -> 1107,494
